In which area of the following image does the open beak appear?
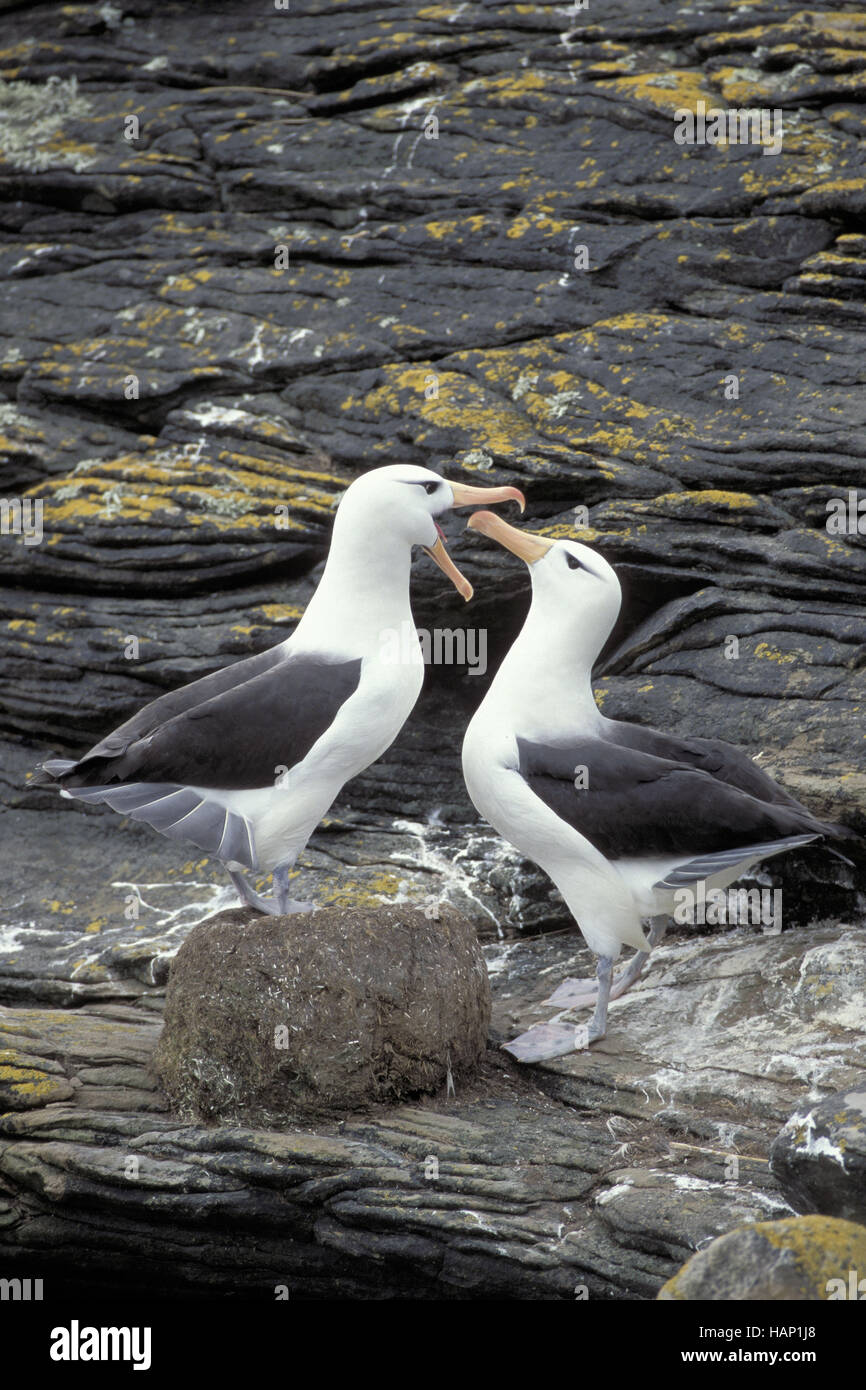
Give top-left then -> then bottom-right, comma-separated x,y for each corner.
423,528 -> 475,602
448,480 -> 525,512
467,511 -> 556,566
422,479 -> 526,602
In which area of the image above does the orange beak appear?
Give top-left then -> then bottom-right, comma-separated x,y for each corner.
423,478 -> 526,602
467,511 -> 556,565
422,533 -> 475,602
447,480 -> 525,512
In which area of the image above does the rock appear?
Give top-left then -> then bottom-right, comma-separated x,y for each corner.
0,0 -> 865,1301
657,1215 -> 866,1301
770,1084 -> 866,1225
0,1 -> 864,887
1,921 -> 865,1298
154,905 -> 491,1122
0,429 -> 346,594
493,925 -> 866,1144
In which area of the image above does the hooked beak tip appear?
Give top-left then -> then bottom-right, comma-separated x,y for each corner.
447,480 -> 526,513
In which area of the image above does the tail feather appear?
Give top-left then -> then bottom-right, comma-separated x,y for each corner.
33,765 -> 258,871
654,833 -> 820,891
30,758 -> 77,786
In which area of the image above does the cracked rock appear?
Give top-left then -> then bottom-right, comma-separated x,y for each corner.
770,1081 -> 866,1224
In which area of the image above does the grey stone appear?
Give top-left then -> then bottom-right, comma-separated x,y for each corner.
0,922 -> 864,1298
771,1082 -> 866,1224
657,1215 -> 866,1300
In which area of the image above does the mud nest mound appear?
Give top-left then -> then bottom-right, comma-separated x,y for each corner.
154,904 -> 491,1122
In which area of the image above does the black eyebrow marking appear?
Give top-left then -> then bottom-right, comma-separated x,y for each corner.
565,547 -> 599,578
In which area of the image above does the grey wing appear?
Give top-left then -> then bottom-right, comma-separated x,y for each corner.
515,737 -> 840,866
653,833 -> 821,890
55,653 -> 362,790
66,781 -> 258,868
76,640 -> 288,765
604,719 -> 809,811
43,653 -> 363,870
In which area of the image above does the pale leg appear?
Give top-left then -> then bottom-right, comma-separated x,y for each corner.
227,864 -> 315,916
543,918 -> 668,1010
503,922 -> 667,1062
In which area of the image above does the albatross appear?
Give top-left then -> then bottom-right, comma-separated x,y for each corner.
462,511 -> 858,1060
34,465 -> 524,914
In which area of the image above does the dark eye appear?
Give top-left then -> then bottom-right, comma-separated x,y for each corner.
424,481 -> 439,495
565,552 -> 582,570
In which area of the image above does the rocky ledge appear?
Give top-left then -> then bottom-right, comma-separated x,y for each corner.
1,0 -> 864,851
1,0 -> 865,1300
1,915 -> 864,1299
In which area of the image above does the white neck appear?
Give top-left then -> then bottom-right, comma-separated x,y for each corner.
486,601 -> 607,737
290,524 -> 416,657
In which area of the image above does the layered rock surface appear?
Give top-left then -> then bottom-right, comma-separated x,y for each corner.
0,0 -> 864,1298
1,0 -> 864,833
2,922 -> 864,1299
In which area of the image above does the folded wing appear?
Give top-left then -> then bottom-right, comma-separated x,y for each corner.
515,735 -> 847,869
36,650 -> 364,870
55,651 -> 363,790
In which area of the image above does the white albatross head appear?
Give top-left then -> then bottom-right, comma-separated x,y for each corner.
467,510 -> 622,661
335,465 -> 525,602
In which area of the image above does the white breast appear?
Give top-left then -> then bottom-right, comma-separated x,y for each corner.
463,701 -> 648,958
220,641 -> 424,871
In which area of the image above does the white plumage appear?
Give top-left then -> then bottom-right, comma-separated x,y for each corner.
462,510 -> 856,1059
37,465 -> 523,914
